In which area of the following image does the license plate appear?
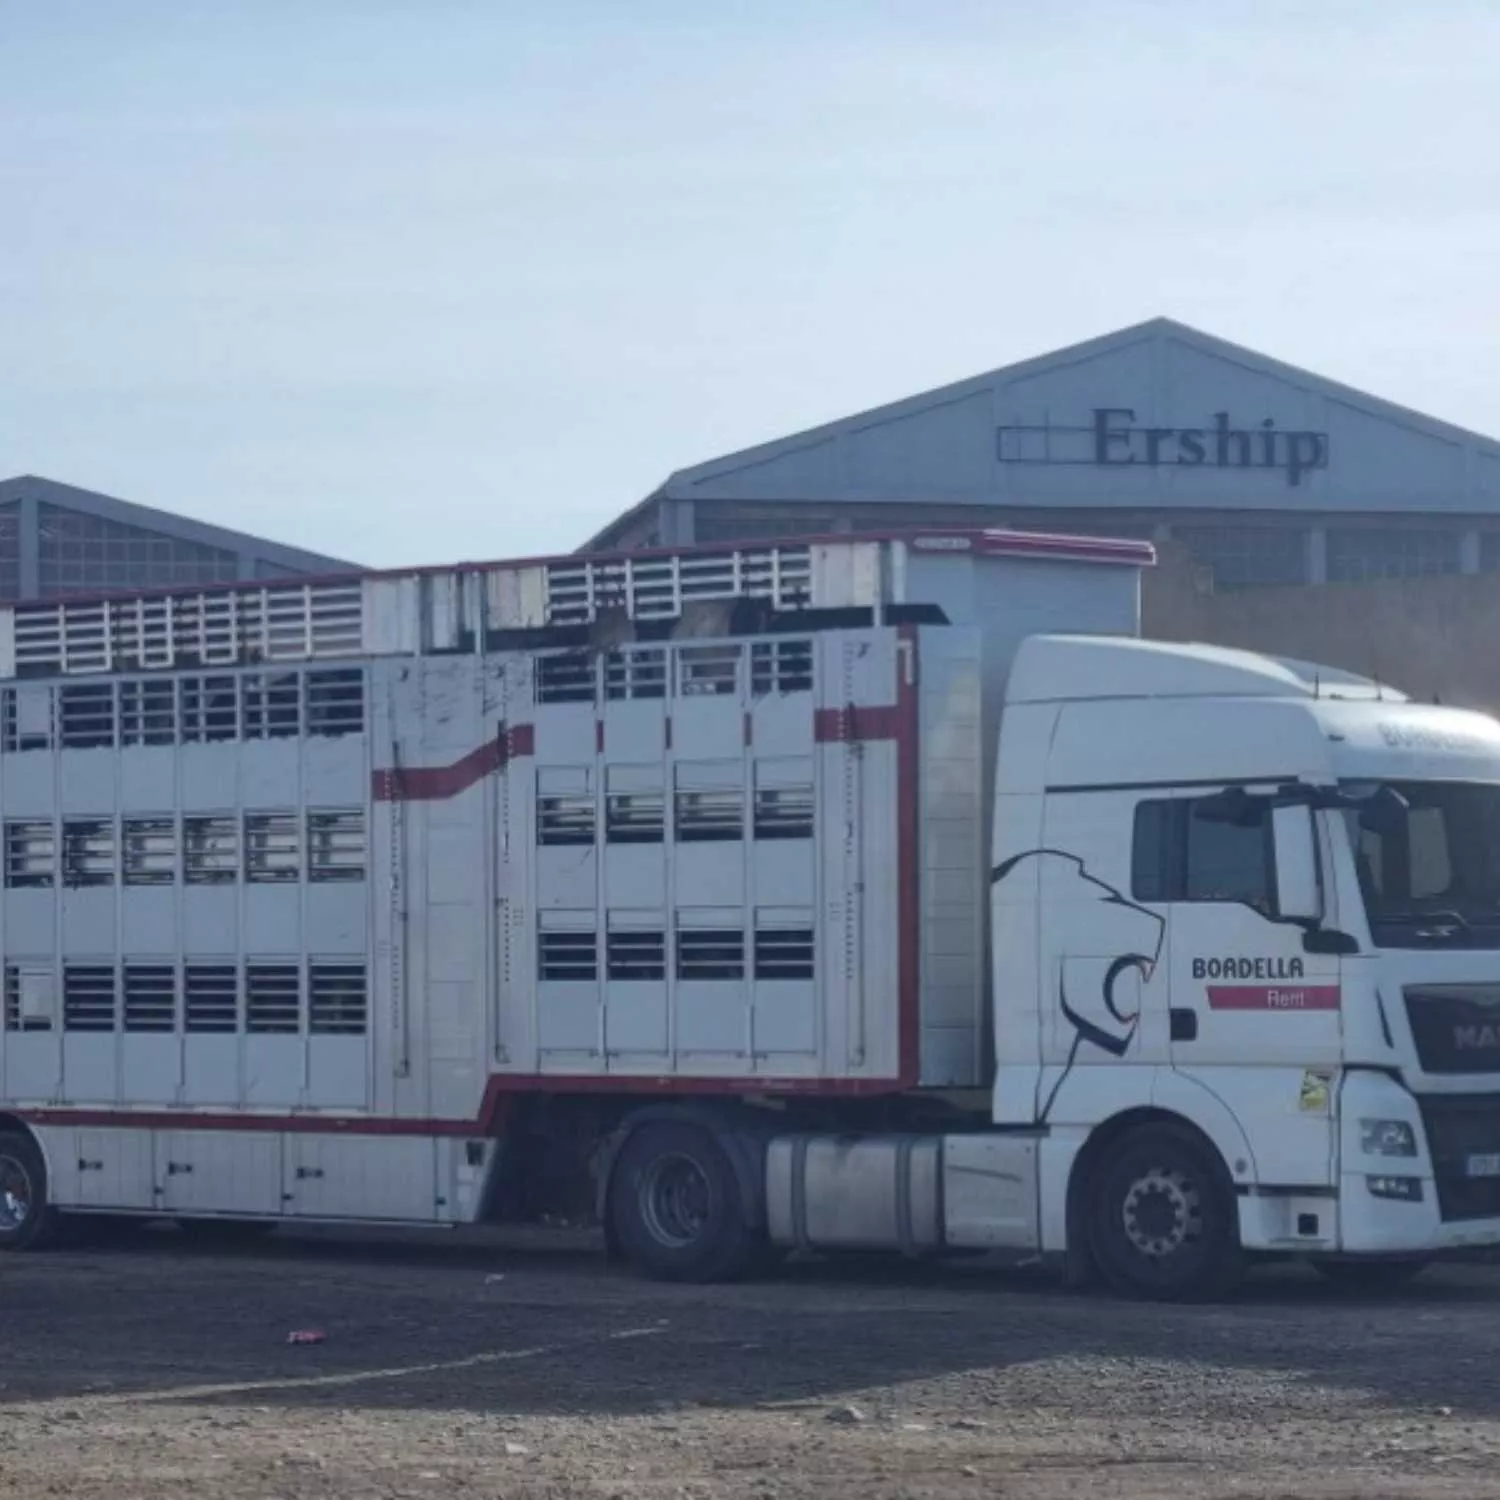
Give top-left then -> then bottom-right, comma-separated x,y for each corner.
1466,1154 -> 1500,1178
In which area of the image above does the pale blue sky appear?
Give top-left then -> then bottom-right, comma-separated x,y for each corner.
3,1 -> 1498,566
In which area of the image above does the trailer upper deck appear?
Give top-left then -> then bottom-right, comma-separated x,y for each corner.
0,528 -> 1154,681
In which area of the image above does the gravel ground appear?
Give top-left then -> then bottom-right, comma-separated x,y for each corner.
4,1227 -> 1500,1498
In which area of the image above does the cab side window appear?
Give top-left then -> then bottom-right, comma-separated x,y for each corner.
1132,796 -> 1276,914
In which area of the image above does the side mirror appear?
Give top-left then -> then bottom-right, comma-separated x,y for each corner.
1356,783 -> 1409,838
1272,803 -> 1322,923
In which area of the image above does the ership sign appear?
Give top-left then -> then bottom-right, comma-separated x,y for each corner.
995,408 -> 1330,489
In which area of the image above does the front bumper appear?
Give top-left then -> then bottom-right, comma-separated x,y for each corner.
1338,1072 -> 1500,1253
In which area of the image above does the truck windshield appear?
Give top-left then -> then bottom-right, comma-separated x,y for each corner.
1341,780 -> 1500,949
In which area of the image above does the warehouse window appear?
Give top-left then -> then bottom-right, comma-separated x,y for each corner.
123,965 -> 177,1033
309,963 -> 367,1035
62,818 -> 115,887
5,821 -> 55,888
184,965 -> 238,1033
308,810 -> 366,881
0,505 -> 20,603
38,502 -> 239,596
63,966 -> 117,1032
245,812 -> 299,884
184,816 -> 238,885
245,963 -> 301,1033
693,511 -> 839,543
123,817 -> 176,885
1326,527 -> 1461,583
1173,526 -> 1307,590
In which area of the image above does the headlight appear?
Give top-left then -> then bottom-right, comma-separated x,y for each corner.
1360,1118 -> 1418,1157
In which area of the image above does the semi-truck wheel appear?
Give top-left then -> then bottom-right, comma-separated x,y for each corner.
1311,1257 -> 1429,1292
1087,1122 -> 1243,1302
607,1121 -> 756,1283
0,1131 -> 58,1251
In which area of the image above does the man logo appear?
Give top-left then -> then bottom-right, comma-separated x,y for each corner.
1455,1025 -> 1500,1052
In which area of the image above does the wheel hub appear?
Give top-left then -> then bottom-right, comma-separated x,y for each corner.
1121,1167 -> 1200,1258
639,1152 -> 712,1249
0,1154 -> 33,1232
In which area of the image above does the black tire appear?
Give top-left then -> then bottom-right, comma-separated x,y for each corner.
1312,1257 -> 1429,1292
1086,1122 -> 1243,1302
607,1121 -> 758,1283
0,1130 -> 59,1251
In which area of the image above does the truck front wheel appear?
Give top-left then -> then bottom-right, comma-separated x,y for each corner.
1087,1122 -> 1243,1302
607,1121 -> 757,1283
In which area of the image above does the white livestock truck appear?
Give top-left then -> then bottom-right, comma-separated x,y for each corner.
0,527 -> 1499,1300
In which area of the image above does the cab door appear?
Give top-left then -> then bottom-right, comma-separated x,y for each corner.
1138,791 -> 1342,1185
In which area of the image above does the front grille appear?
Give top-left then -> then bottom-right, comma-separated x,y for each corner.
1416,1094 -> 1500,1221
1404,986 -> 1500,1075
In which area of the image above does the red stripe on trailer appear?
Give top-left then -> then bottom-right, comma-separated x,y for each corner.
372,724 -> 534,802
1207,985 -> 1341,1012
812,703 -> 902,743
17,1069 -> 916,1139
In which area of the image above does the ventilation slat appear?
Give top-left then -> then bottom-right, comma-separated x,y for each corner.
10,582 -> 365,678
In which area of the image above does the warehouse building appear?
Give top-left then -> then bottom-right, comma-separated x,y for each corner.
587,318 -> 1500,593
0,475 -> 349,602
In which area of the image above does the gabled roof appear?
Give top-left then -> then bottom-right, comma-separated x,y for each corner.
585,317 -> 1500,546
0,474 -> 351,573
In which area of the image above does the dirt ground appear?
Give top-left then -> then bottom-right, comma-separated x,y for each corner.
4,1228 -> 1500,1499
